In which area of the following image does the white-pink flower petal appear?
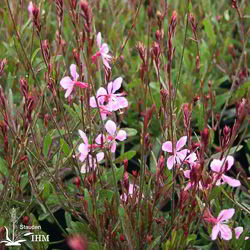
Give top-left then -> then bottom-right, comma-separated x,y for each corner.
96,152 -> 104,162
111,141 -> 116,153
217,208 -> 235,222
111,77 -> 123,94
116,130 -> 127,141
65,85 -> 74,98
235,227 -> 243,239
211,224 -> 220,240
105,120 -> 116,136
167,155 -> 175,170
176,136 -> 187,151
60,76 -> 73,89
70,64 -> 79,81
162,141 -> 172,153
220,224 -> 232,240
79,130 -> 88,145
176,149 -> 188,161
96,32 -> 101,48
222,175 -> 241,187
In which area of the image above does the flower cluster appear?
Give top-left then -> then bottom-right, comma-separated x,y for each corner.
162,135 -> 241,190
162,134 -> 243,241
58,33 -> 128,175
78,120 -> 127,173
89,77 -> 128,120
56,25 -> 246,244
204,208 -> 246,241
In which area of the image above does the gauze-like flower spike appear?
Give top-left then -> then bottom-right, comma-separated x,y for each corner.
95,120 -> 127,153
211,208 -> 235,241
210,155 -> 241,187
92,32 -> 112,69
60,64 -> 88,98
162,136 -> 188,169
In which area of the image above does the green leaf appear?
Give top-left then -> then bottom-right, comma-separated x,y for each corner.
65,211 -> 72,229
215,92 -> 228,110
188,2 -> 192,12
126,78 -> 141,89
41,181 -> 52,200
20,19 -> 32,33
114,151 -> 136,163
150,151 -> 157,174
31,48 -> 41,65
0,157 -> 9,177
123,128 -> 138,137
230,81 -> 250,103
98,189 -> 114,203
224,10 -> 230,21
214,76 -> 229,89
60,138 -> 70,156
20,172 -> 29,190
186,234 -> 197,245
203,18 -> 216,46
68,221 -> 97,241
119,206 -> 136,248
63,104 -> 79,120
84,189 -> 93,214
100,166 -> 124,186
43,133 -> 52,157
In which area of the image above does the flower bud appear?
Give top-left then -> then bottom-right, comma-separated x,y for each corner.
120,234 -> 125,242
71,0 -> 77,9
32,3 -> 41,34
72,48 -> 80,66
73,176 -> 81,188
20,77 -> 29,99
23,216 -> 29,225
0,87 -> 6,109
0,58 -> 7,76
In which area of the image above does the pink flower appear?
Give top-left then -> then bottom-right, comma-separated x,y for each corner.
210,156 -> 241,187
60,64 -> 88,98
89,77 -> 128,114
95,120 -> 127,153
28,1 -> 33,19
106,77 -> 128,111
162,136 -> 188,169
92,32 -> 112,69
89,87 -> 112,120
234,227 -> 243,239
185,151 -> 197,165
78,130 -> 99,162
183,163 -> 203,191
78,130 -> 89,162
80,152 -> 104,174
211,208 -> 235,241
